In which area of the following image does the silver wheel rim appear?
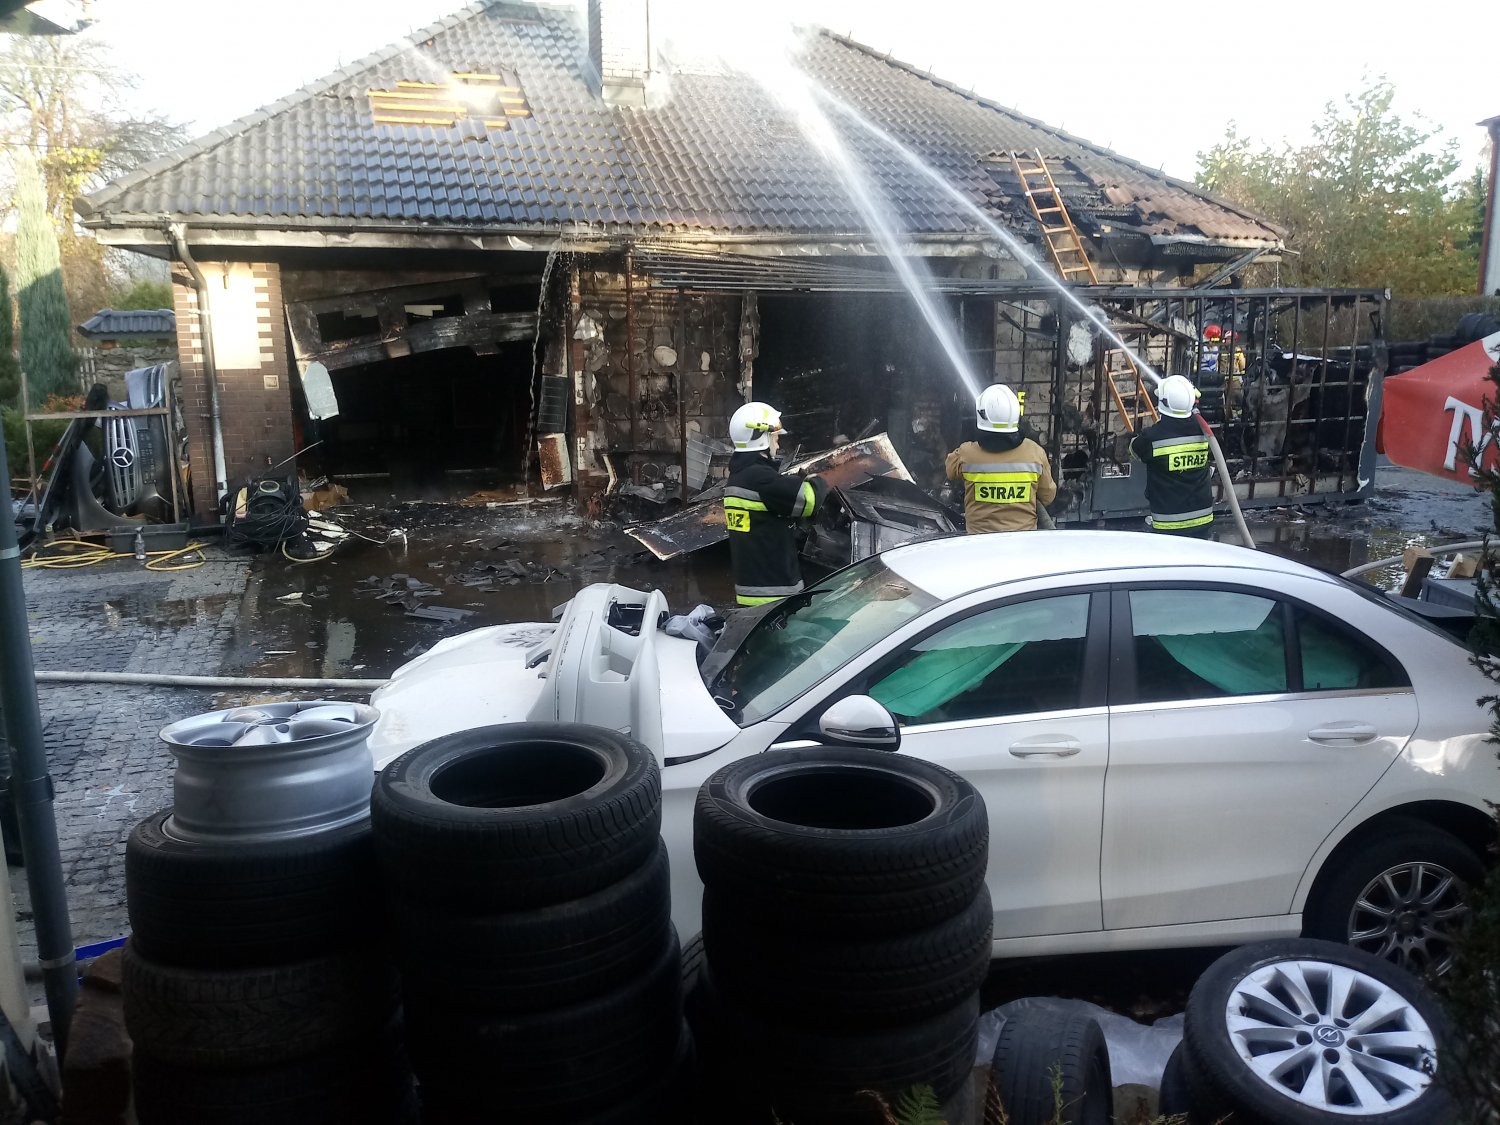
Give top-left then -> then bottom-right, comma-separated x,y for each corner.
1224,958 -> 1439,1115
1347,861 -> 1468,975
160,701 -> 378,840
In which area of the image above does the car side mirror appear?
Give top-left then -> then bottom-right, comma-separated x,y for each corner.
818,695 -> 900,752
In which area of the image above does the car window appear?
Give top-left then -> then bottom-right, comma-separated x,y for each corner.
868,594 -> 1090,724
1295,607 -> 1408,690
1129,589 -> 1287,702
714,557 -> 939,725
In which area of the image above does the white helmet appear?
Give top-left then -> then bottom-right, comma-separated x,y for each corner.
1157,375 -> 1199,419
975,384 -> 1021,433
729,401 -> 786,452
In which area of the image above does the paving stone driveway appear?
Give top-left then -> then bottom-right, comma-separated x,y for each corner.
10,551 -> 251,974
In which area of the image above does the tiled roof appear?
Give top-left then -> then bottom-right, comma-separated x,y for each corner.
79,2 -> 1279,247
76,308 -> 176,339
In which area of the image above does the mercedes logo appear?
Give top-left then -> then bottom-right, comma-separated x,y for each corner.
1314,1025 -> 1345,1047
109,447 -> 135,469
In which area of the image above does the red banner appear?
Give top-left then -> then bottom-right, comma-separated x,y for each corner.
1378,333 -> 1500,484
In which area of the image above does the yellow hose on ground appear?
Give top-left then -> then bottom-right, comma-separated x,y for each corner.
22,537 -> 209,572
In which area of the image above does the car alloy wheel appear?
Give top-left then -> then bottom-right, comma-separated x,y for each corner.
1346,860 -> 1468,975
1222,957 -> 1439,1115
160,702 -> 379,841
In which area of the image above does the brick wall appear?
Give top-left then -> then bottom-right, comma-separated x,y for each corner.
172,263 -> 295,519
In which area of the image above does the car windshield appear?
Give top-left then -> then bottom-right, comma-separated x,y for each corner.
711,557 -> 939,725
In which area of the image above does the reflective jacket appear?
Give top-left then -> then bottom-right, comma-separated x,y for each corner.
945,435 -> 1057,534
1130,414 -> 1214,531
723,452 -> 827,606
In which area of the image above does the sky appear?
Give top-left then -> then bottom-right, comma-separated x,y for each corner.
90,0 -> 1495,183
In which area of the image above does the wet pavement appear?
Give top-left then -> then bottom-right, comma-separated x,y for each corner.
226,461 -> 1491,682
225,500 -> 740,684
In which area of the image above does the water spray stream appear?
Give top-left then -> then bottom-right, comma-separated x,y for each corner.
807,82 -> 1255,548
748,69 -> 984,398
811,84 -> 1163,387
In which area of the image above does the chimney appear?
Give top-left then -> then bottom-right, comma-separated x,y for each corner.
588,0 -> 651,108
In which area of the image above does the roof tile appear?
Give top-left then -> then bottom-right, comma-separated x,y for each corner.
80,1 -> 1278,247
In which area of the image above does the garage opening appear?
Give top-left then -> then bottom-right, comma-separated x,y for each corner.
305,342 -> 533,499
753,291 -> 974,482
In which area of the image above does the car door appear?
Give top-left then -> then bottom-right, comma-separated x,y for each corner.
841,589 -> 1111,939
1101,582 -> 1418,931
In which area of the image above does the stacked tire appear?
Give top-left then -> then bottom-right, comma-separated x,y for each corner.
122,702 -> 411,1125
691,748 -> 992,1124
371,723 -> 689,1125
1160,939 -> 1456,1125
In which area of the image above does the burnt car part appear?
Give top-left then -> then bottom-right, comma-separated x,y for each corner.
802,474 -> 962,570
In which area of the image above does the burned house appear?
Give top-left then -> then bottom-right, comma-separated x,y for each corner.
77,0 -> 1383,525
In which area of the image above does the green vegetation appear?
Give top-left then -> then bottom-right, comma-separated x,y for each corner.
108,278 -> 173,311
1196,80 -> 1483,297
13,149 -> 77,402
0,264 -> 19,406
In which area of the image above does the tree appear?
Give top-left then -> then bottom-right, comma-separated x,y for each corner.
0,264 -> 18,406
0,34 -> 182,224
1196,81 -> 1479,297
13,149 -> 76,402
0,33 -> 184,324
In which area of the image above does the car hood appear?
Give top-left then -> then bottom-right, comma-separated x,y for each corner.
368,622 -> 555,770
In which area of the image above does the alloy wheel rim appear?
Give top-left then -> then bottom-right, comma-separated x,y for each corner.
1346,861 -> 1468,975
1223,958 -> 1439,1115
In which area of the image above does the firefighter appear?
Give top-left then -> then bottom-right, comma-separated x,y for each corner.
1131,374 -> 1215,537
722,401 -> 827,606
945,384 -> 1057,534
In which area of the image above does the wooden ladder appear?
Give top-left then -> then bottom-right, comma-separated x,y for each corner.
1010,150 -> 1099,284
1101,347 -> 1159,434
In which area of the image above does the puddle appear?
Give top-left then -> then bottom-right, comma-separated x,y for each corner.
228,503 -> 737,680
227,466 -> 1493,683
101,593 -> 236,631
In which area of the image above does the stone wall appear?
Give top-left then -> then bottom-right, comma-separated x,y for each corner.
77,340 -> 178,400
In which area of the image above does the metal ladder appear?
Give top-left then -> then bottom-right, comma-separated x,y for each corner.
1101,346 -> 1158,434
1010,150 -> 1099,284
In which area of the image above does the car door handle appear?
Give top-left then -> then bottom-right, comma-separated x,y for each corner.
1307,723 -> 1379,745
1009,738 -> 1083,759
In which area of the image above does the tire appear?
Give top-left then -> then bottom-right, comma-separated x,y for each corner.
371,723 -> 661,909
1455,312 -> 1500,345
698,969 -> 978,1122
1182,938 -> 1455,1125
991,1006 -> 1113,1125
404,933 -> 683,1116
681,930 -> 710,1032
421,1020 -> 696,1125
122,941 -> 397,1069
391,839 -> 671,1012
1158,1041 -> 1194,1119
693,748 -> 988,935
703,883 -> 992,1027
131,1028 -> 415,1125
125,810 -> 379,968
1302,820 -> 1483,975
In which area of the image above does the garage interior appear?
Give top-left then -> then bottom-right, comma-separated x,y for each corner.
284,267 -> 544,501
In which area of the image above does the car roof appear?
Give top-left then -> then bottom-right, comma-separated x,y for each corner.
880,530 -> 1335,602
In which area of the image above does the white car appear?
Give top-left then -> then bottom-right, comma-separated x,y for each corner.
369,531 -> 1497,973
